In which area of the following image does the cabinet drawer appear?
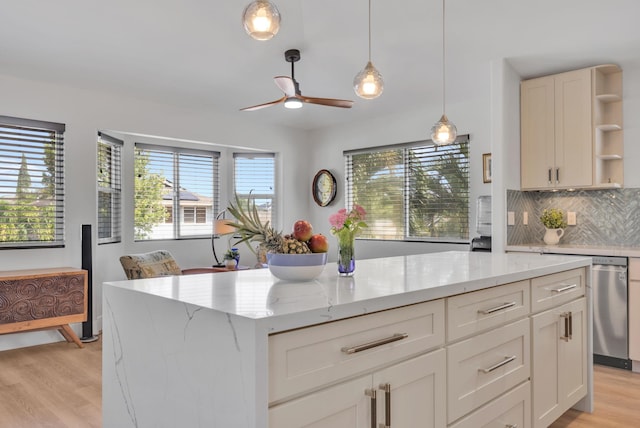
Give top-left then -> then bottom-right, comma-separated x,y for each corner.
531,268 -> 585,313
447,318 -> 530,423
447,280 -> 530,342
449,381 -> 530,428
269,300 -> 445,403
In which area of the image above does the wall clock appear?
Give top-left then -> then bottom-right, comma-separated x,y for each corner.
312,169 -> 337,207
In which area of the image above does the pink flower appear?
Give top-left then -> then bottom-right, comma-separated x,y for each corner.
329,205 -> 368,236
329,211 -> 348,229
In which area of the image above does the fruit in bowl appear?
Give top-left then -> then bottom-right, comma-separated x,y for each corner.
225,195 -> 328,280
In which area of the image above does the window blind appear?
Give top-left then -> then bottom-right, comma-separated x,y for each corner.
0,116 -> 65,248
134,143 -> 220,240
345,135 -> 469,242
233,153 -> 276,227
97,133 -> 122,244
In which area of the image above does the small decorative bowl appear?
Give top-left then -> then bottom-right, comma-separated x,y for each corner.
266,253 -> 328,281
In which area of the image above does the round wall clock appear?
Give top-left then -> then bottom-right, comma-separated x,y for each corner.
312,169 -> 337,207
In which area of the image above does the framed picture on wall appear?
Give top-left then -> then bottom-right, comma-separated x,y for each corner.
482,153 -> 492,183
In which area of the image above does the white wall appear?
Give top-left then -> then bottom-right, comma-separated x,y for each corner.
306,68 -> 493,258
0,73 -> 307,350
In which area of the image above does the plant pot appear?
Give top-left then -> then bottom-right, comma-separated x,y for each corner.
543,228 -> 565,245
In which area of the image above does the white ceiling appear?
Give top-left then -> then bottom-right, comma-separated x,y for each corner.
1,0 -> 639,131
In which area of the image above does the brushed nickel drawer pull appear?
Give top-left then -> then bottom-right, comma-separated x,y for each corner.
506,424 -> 518,428
478,301 -> 517,315
560,312 -> 570,342
479,355 -> 517,374
379,383 -> 391,428
365,389 -> 377,428
341,333 -> 408,355
551,283 -> 577,293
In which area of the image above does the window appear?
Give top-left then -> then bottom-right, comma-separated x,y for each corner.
233,153 -> 276,227
97,133 -> 122,244
345,136 -> 469,242
0,116 -> 65,248
134,143 -> 220,240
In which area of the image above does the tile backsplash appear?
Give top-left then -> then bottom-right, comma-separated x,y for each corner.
506,188 -> 640,246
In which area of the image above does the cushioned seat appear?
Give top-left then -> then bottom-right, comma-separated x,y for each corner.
119,250 -> 224,279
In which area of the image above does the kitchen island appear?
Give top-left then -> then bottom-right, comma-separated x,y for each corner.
103,251 -> 592,427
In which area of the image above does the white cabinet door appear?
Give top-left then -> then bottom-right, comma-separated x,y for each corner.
269,350 -> 446,428
269,375 -> 372,428
521,75 -> 555,190
531,297 -> 587,428
373,349 -> 446,428
554,69 -> 593,188
521,68 -> 593,190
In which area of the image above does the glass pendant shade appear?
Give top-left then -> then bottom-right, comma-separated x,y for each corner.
354,61 -> 384,99
431,114 -> 457,145
242,1 -> 281,41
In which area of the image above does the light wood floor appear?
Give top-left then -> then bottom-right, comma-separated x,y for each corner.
0,336 -> 639,427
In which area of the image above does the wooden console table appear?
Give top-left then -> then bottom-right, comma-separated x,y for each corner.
0,267 -> 87,348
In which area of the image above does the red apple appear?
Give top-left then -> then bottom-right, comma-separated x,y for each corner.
308,233 -> 329,253
293,220 -> 313,242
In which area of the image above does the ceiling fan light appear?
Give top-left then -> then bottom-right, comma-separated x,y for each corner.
284,97 -> 303,109
354,61 -> 384,99
242,1 -> 281,41
431,114 -> 457,145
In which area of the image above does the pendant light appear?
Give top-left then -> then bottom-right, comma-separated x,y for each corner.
431,0 -> 457,145
353,0 -> 383,99
242,1 -> 281,41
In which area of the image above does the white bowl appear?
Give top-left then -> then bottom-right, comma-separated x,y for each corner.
266,253 -> 328,281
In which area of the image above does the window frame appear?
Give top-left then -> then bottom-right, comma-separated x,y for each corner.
232,152 -> 277,228
97,133 -> 122,245
345,135 -> 470,243
134,143 -> 220,241
0,115 -> 65,249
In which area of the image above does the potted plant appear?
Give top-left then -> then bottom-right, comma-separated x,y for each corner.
223,248 -> 240,269
540,208 -> 568,245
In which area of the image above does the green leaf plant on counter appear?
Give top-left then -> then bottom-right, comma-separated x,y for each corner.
540,208 -> 568,229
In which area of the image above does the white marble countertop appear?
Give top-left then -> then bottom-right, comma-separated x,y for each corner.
506,244 -> 640,258
105,251 -> 591,333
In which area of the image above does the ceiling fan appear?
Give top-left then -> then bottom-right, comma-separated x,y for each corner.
240,49 -> 354,111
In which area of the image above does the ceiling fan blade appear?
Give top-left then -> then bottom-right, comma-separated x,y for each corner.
301,96 -> 354,109
274,76 -> 296,97
239,96 -> 286,111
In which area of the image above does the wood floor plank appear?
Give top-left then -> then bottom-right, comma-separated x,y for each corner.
1,335 -> 639,427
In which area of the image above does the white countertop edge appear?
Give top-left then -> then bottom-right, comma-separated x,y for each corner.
507,244 -> 640,258
104,251 -> 592,334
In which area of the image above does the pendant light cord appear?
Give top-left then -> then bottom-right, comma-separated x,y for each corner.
442,0 -> 446,115
368,0 -> 372,61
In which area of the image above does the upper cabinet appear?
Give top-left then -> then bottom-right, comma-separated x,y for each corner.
520,64 -> 623,190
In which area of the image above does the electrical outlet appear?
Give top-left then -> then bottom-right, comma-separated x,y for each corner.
507,211 -> 515,226
523,211 -> 528,225
567,211 -> 577,226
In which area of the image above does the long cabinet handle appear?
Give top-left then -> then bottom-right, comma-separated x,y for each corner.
479,355 -> 517,374
548,168 -> 552,184
379,383 -> 391,428
556,167 -> 560,184
478,302 -> 517,315
341,333 -> 408,354
365,389 -> 377,428
551,283 -> 577,293
560,312 -> 571,342
568,311 -> 573,340
506,424 -> 518,428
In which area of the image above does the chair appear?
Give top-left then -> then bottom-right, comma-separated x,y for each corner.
119,250 -> 226,279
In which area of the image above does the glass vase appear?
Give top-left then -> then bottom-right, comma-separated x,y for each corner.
337,231 -> 356,276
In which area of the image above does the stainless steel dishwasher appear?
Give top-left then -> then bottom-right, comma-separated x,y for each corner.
592,256 -> 631,370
